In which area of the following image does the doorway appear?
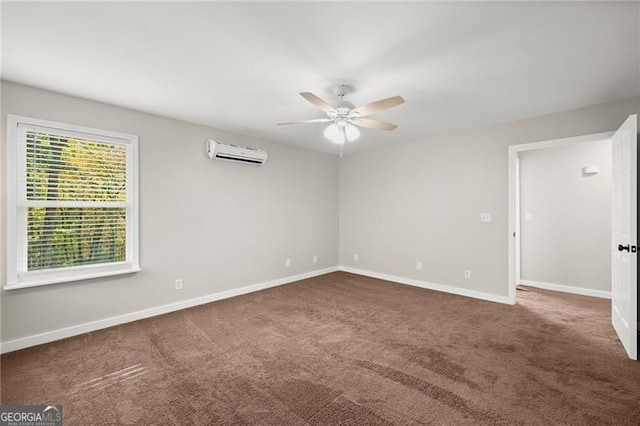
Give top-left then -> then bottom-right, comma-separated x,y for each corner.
518,139 -> 613,298
507,115 -> 638,360
508,131 -> 615,302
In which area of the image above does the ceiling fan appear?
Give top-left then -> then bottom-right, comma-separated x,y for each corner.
278,84 -> 405,154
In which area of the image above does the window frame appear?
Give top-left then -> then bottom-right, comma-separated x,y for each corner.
5,115 -> 140,290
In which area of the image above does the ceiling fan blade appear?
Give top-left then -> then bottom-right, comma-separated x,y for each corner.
351,95 -> 405,117
300,92 -> 336,113
351,118 -> 398,131
277,118 -> 333,125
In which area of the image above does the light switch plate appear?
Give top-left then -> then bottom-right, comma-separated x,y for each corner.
480,213 -> 492,223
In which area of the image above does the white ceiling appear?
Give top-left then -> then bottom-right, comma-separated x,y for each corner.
2,1 -> 639,155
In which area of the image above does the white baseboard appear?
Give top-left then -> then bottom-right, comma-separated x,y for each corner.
339,266 -> 513,305
0,267 -> 339,354
519,279 -> 611,299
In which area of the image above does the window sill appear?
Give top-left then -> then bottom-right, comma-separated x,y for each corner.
4,266 -> 141,290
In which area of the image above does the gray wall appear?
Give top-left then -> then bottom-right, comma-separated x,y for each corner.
1,81 -> 638,345
339,96 -> 639,297
1,81 -> 339,342
520,141 -> 612,292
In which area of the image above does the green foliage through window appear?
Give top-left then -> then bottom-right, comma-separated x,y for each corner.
26,132 -> 127,271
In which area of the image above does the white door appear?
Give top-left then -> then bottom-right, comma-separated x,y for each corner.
612,114 -> 637,360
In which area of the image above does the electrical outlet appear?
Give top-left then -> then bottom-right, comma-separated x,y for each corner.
175,278 -> 183,290
464,270 -> 471,279
480,213 -> 492,223
354,254 -> 359,262
285,258 -> 291,267
312,255 -> 318,264
416,261 -> 423,271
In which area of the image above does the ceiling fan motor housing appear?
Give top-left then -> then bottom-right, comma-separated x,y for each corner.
330,85 -> 356,117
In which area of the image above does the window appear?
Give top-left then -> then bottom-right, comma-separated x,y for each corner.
5,115 -> 139,289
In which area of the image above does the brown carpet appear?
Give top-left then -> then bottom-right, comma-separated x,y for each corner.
2,272 -> 640,425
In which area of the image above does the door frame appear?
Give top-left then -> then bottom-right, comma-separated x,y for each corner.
507,131 -> 615,304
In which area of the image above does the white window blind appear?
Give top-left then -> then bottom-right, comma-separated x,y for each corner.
6,115 -> 139,289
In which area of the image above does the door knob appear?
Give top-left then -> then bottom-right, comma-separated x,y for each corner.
618,244 -> 630,252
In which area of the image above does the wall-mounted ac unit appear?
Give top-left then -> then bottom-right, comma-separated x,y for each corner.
206,140 -> 268,165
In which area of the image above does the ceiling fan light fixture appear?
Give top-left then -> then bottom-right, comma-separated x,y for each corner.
324,123 -> 345,144
345,123 -> 360,142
